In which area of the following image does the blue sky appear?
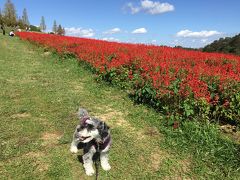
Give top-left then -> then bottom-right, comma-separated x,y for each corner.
1,0 -> 240,47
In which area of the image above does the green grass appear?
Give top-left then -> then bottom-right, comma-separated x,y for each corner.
0,35 -> 239,179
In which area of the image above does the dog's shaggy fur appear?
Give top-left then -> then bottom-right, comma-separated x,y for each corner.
70,108 -> 112,176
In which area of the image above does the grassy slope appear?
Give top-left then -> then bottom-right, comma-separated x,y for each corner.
0,35 -> 239,180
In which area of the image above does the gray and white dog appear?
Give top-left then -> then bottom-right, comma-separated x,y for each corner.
70,108 -> 112,176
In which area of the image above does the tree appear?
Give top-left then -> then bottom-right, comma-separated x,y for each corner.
29,25 -> 41,32
3,0 -> 17,26
62,27 -> 65,36
202,33 -> 240,55
17,16 -> 24,29
52,20 -> 57,33
22,8 -> 30,27
57,24 -> 65,35
40,16 -> 46,32
0,8 -> 3,25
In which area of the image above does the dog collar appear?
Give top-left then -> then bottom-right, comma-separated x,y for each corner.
94,135 -> 111,151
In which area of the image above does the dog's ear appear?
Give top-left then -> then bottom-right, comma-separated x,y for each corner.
98,121 -> 110,139
77,108 -> 89,120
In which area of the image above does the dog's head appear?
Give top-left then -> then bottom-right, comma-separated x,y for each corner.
75,108 -> 110,143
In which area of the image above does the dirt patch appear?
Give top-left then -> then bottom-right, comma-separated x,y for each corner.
150,149 -> 170,172
41,132 -> 62,146
11,112 -> 31,119
97,108 -> 143,137
37,163 -> 49,172
144,127 -> 161,137
26,151 -> 45,158
95,107 -> 126,125
96,108 -> 163,141
179,158 -> 191,174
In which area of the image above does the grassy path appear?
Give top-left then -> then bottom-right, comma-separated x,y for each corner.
0,35 -> 239,179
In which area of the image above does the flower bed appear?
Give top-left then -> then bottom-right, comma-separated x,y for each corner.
17,32 -> 240,126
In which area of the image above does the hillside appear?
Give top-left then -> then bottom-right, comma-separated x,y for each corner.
202,33 -> 240,55
1,34 -> 240,179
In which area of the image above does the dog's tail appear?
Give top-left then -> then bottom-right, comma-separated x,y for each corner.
77,108 -> 89,120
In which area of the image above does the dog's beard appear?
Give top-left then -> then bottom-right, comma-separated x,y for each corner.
77,128 -> 99,143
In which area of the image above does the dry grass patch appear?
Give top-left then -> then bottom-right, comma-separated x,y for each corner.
26,151 -> 50,173
150,148 -> 170,172
11,112 -> 31,119
41,132 -> 62,146
144,127 -> 161,137
179,158 -> 191,174
70,82 -> 84,92
97,108 -> 131,127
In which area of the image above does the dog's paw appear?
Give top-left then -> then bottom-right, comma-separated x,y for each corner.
85,168 -> 95,176
70,146 -> 78,153
101,162 -> 111,171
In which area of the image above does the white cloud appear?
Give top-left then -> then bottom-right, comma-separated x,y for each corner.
141,0 -> 174,14
132,28 -> 147,34
126,0 -> 174,15
176,29 -> 221,38
65,27 -> 95,37
201,39 -> 208,43
102,37 -> 120,42
126,2 -> 141,14
103,28 -> 121,34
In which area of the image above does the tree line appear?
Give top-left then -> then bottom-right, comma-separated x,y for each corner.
202,34 -> 240,56
0,0 -> 65,35
174,34 -> 240,56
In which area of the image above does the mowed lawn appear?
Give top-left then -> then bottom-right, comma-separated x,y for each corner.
0,35 -> 239,180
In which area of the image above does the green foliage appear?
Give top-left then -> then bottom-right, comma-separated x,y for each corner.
0,8 -> 3,25
203,34 -> 240,55
29,25 -> 41,32
162,121 -> 240,178
40,16 -> 46,32
130,76 -> 240,127
52,20 -> 57,34
2,0 -> 17,27
57,24 -> 65,35
22,8 -> 30,27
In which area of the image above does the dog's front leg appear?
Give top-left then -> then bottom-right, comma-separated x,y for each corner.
83,146 -> 96,176
70,139 -> 79,153
100,151 -> 111,171
70,126 -> 81,153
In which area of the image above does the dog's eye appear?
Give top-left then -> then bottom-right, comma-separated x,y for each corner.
87,124 -> 94,130
77,126 -> 84,132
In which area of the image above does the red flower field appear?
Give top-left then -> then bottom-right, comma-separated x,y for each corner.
17,32 -> 240,124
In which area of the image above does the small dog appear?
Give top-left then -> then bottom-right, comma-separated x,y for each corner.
70,108 -> 112,176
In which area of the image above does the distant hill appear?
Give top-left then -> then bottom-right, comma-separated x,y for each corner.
174,46 -> 200,51
202,34 -> 240,55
